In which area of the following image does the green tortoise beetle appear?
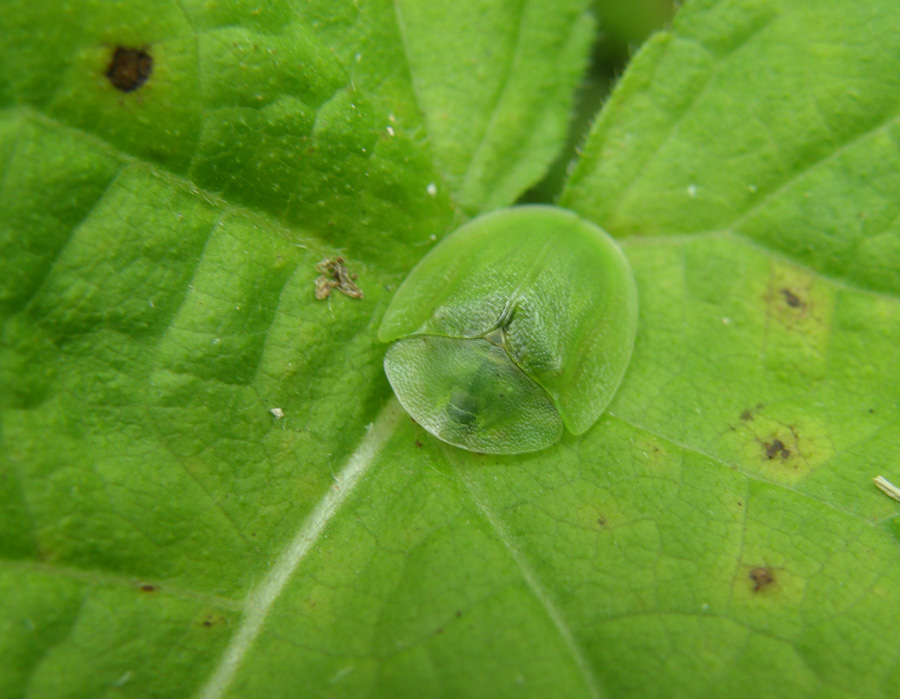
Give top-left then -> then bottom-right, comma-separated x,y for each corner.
378,206 -> 637,454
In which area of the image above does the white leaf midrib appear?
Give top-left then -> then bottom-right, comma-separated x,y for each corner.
195,398 -> 403,699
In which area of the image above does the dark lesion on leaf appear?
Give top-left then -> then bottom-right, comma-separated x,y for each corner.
749,566 -> 775,592
201,614 -> 226,628
106,46 -> 153,93
739,403 -> 765,423
764,438 -> 791,460
780,287 -> 804,309
314,257 -> 364,300
138,583 -> 158,592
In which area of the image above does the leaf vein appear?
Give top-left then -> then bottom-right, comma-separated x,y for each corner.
194,399 -> 403,699
457,466 -> 604,699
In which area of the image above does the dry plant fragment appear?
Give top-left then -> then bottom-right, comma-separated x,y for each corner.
874,475 -> 900,502
315,257 -> 363,300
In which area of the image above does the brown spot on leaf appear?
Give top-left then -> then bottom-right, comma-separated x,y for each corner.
740,409 -> 754,421
415,439 -> 423,448
780,288 -> 803,308
597,516 -> 606,528
764,439 -> 791,460
139,583 -> 158,592
201,614 -> 225,628
106,47 -> 153,93
749,567 -> 775,592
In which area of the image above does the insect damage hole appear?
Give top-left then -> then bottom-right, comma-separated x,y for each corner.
106,46 -> 153,92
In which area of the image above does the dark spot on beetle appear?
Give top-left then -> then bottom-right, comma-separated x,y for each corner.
139,583 -> 158,592
749,567 -> 775,592
740,409 -> 754,421
764,439 -> 790,460
106,46 -> 153,93
780,288 -> 802,308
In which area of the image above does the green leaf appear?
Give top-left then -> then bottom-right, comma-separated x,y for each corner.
558,0 -> 900,694
563,0 -> 900,294
2,0 -> 900,698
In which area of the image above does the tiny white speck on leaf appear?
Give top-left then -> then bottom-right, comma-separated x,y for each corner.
429,234 -> 437,242
386,126 -> 395,137
722,317 -> 731,324
355,53 -> 362,62
427,183 -> 437,196
748,184 -> 758,192
687,184 -> 698,198
270,408 -> 284,419
211,338 -> 221,345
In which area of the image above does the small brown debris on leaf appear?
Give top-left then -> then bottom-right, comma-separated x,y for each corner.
749,566 -> 775,592
106,47 -> 153,92
314,257 -> 364,300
